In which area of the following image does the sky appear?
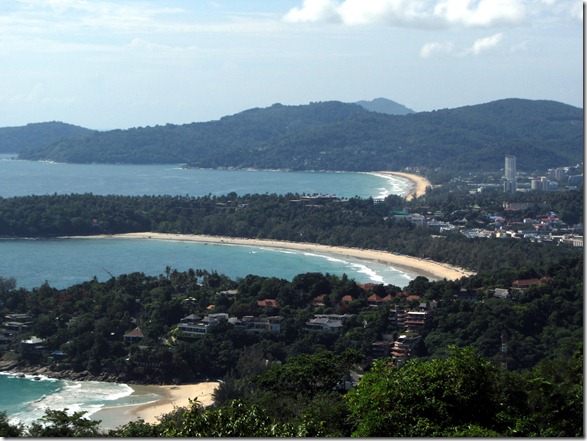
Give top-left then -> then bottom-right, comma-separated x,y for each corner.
0,0 -> 583,129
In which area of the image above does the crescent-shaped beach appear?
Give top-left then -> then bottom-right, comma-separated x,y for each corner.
70,232 -> 474,282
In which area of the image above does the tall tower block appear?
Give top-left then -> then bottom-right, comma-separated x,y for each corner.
505,155 -> 516,181
504,155 -> 517,193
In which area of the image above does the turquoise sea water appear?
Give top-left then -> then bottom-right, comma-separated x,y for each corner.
0,238 -> 417,290
0,155 -> 410,200
0,156 -> 415,428
0,156 -> 416,290
0,373 -> 159,430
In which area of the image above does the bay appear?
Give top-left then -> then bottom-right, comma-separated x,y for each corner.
0,156 -> 416,290
0,238 -> 416,290
0,155 -> 410,199
0,156 -> 415,427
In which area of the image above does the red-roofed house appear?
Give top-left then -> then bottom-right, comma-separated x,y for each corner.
512,278 -> 542,289
367,294 -> 392,305
257,299 -> 279,308
123,327 -> 144,344
341,295 -> 354,304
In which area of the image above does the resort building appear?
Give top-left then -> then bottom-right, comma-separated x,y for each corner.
228,315 -> 284,333
390,334 -> 421,365
177,313 -> 228,337
305,314 -> 353,333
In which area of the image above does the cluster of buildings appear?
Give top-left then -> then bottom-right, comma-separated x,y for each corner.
391,207 -> 582,246
502,155 -> 583,193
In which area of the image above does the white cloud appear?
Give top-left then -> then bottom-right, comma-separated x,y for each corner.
469,33 -> 504,55
284,0 -> 527,28
284,0 -> 341,23
420,33 -> 508,58
434,0 -> 526,27
420,41 -> 455,58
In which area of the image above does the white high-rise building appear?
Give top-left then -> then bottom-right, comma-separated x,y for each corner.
505,155 -> 516,181
504,155 -> 517,193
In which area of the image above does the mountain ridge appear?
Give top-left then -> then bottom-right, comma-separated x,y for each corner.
354,97 -> 415,115
12,98 -> 584,172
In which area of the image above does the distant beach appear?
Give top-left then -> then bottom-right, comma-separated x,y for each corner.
372,171 -> 431,200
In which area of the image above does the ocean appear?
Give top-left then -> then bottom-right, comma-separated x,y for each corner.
0,372 -> 160,430
0,156 -> 414,429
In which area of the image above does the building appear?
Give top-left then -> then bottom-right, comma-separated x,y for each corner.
229,315 -> 283,333
123,327 -> 144,344
389,305 -> 407,330
504,155 -> 517,193
530,176 -> 549,191
493,288 -> 510,299
305,314 -> 353,333
390,334 -> 421,364
505,155 -> 516,181
257,299 -> 279,308
367,293 -> 393,306
177,313 -> 228,337
371,340 -> 392,358
404,311 -> 430,332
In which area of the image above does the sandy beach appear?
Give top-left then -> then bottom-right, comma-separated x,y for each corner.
373,171 -> 431,200
70,232 -> 474,281
92,381 -> 219,429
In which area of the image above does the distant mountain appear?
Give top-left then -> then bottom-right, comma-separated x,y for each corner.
16,99 -> 583,173
355,98 -> 415,115
0,122 -> 96,154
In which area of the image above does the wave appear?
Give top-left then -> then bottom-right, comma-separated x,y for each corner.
5,378 -> 134,427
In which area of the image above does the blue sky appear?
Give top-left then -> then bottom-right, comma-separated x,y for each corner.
0,0 -> 582,129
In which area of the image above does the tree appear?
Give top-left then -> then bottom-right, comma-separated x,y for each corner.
0,411 -> 24,437
346,347 -> 503,437
254,350 -> 359,397
158,399 -> 319,437
26,409 -> 103,437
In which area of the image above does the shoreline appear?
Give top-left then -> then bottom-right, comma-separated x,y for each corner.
372,171 -> 431,200
90,382 -> 219,429
65,232 -> 475,281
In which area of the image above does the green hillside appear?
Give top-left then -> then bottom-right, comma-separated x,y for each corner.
16,99 -> 583,172
0,121 -> 96,153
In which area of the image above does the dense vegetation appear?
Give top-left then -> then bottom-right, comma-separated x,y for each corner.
16,99 -> 582,171
0,122 -> 95,154
0,191 -> 582,273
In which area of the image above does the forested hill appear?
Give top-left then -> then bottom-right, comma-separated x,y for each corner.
354,97 -> 415,115
16,99 -> 582,172
0,121 -> 96,153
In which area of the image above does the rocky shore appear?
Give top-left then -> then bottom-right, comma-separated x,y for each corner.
0,360 -> 135,384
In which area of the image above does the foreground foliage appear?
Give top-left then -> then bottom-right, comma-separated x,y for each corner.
1,347 -> 581,437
